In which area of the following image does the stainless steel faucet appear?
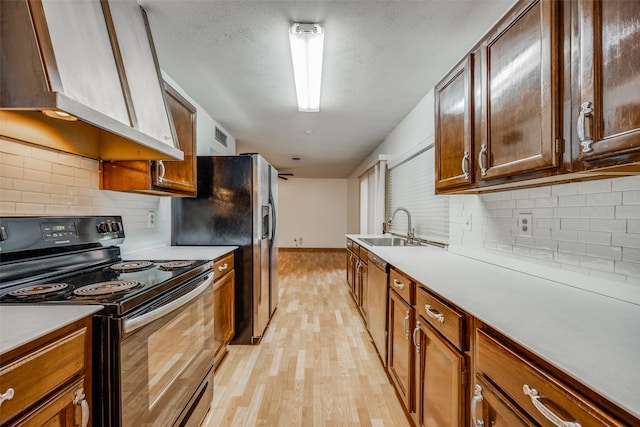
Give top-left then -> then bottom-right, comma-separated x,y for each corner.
387,207 -> 415,244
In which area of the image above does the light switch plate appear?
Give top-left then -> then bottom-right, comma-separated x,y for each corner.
517,213 -> 532,237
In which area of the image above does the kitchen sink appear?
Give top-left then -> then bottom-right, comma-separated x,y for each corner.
360,237 -> 417,246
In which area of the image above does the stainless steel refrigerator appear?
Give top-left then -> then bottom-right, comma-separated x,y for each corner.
171,154 -> 278,344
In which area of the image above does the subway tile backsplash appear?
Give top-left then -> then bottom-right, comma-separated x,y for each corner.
450,175 -> 640,285
0,138 -> 170,252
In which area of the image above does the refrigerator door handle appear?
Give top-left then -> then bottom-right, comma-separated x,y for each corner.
268,198 -> 276,244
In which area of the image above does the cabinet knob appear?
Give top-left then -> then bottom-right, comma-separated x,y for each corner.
403,310 -> 410,339
0,387 -> 14,406
392,279 -> 405,290
413,321 -> 421,353
218,263 -> 228,271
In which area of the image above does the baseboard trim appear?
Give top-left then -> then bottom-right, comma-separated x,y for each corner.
278,247 -> 346,253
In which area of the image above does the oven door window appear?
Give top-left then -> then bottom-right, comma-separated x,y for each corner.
120,275 -> 214,426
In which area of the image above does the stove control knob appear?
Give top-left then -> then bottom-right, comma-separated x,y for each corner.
111,222 -> 121,232
0,226 -> 7,241
97,222 -> 110,234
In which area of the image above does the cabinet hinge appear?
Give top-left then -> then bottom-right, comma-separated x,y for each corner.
555,138 -> 563,155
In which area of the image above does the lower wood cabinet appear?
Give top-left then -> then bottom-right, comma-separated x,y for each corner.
475,328 -> 629,427
0,317 -> 92,426
472,377 -> 534,427
413,319 -> 466,427
213,253 -> 235,370
388,287 -> 414,413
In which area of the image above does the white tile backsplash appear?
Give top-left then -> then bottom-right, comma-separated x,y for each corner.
0,138 -> 170,253
450,176 -> 640,284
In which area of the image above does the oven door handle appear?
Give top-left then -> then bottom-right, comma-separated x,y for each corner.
123,273 -> 213,334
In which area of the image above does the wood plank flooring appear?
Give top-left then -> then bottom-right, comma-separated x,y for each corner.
203,250 -> 411,427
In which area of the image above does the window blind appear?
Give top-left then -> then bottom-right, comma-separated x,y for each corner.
388,147 -> 449,244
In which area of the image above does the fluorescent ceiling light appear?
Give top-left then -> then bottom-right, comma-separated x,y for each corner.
289,23 -> 324,112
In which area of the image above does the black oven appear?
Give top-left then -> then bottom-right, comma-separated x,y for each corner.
0,216 -> 215,427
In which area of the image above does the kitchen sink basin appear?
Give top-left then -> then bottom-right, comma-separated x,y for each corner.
360,237 -> 416,246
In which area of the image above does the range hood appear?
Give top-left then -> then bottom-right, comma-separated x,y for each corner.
0,0 -> 183,161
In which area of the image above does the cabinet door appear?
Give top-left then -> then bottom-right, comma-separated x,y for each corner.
414,320 -> 465,427
103,0 -> 175,147
152,83 -> 197,193
435,56 -> 473,192
35,0 -> 129,124
471,378 -> 534,427
346,251 -> 355,290
388,290 -> 413,412
354,260 -> 362,306
478,0 -> 560,181
575,0 -> 640,163
12,378 -> 88,427
213,270 -> 235,366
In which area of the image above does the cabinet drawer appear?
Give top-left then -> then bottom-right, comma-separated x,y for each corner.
389,268 -> 413,304
0,327 -> 87,425
416,286 -> 465,351
359,246 -> 369,262
346,239 -> 354,250
214,253 -> 234,277
476,329 -> 624,427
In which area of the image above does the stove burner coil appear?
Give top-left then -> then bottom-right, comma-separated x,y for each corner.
110,261 -> 154,272
8,283 -> 69,297
73,280 -> 142,296
157,260 -> 196,270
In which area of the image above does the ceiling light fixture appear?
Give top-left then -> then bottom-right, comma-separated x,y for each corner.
289,23 -> 324,112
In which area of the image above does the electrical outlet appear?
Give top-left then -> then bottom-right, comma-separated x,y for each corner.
298,237 -> 303,245
517,213 -> 532,237
147,211 -> 156,228
461,213 -> 472,231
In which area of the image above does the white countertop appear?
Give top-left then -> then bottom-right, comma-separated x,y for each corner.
0,305 -> 103,354
348,234 -> 640,419
122,245 -> 237,261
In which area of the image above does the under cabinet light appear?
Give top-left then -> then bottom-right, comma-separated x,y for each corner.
42,109 -> 78,121
289,23 -> 324,112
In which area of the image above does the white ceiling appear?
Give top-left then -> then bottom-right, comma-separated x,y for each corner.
140,0 -> 515,178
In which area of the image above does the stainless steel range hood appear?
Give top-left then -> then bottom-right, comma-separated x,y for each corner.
0,0 -> 183,161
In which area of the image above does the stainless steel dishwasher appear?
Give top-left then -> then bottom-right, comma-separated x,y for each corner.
367,252 -> 389,366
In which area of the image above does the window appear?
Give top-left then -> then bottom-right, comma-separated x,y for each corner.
388,147 -> 449,244
359,161 -> 387,234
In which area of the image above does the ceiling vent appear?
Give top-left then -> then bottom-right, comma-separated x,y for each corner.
215,127 -> 228,147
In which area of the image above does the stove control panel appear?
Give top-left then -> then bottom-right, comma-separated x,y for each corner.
0,216 -> 125,255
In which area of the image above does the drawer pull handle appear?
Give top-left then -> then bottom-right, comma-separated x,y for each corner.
471,384 -> 484,426
393,279 -> 405,290
523,384 -> 581,427
413,321 -> 421,353
403,310 -> 410,339
0,387 -> 14,406
425,304 -> 445,324
73,387 -> 90,427
218,263 -> 228,271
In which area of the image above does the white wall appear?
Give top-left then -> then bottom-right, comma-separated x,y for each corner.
278,178 -> 347,248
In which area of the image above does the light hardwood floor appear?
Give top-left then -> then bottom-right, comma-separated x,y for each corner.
203,250 -> 411,426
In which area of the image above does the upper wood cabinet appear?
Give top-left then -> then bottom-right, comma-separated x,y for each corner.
476,0 -> 561,182
435,56 -> 473,192
574,0 -> 640,167
102,81 -> 197,196
0,0 -> 182,161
